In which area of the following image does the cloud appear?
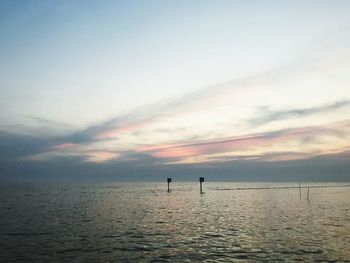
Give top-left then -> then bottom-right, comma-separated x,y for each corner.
0,131 -> 52,162
2,44 -> 350,169
57,59 -> 305,144
0,116 -> 76,138
2,144 -> 350,182
51,143 -> 77,150
82,151 -> 120,163
250,100 -> 350,126
136,121 -> 350,163
56,50 -> 350,148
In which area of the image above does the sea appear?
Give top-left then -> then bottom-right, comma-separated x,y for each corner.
0,182 -> 349,262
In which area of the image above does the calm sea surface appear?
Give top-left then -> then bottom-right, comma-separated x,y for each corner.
0,182 -> 349,262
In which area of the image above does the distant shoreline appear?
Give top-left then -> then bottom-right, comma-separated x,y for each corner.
213,184 -> 350,191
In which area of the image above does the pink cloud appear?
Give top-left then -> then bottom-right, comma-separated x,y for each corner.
94,118 -> 155,140
51,143 -> 77,150
136,125 -> 342,159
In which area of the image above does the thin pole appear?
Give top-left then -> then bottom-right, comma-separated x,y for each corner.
307,187 -> 310,201
298,182 -> 301,199
199,177 -> 204,194
167,178 -> 171,192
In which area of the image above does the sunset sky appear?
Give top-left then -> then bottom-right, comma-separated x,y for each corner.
1,1 -> 350,181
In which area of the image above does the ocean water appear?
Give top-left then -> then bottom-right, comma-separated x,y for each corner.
0,182 -> 349,262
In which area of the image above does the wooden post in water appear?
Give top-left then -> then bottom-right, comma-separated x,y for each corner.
298,182 -> 301,199
167,178 -> 172,192
199,177 -> 204,194
307,186 -> 310,201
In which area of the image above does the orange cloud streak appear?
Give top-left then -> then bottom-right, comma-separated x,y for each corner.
137,125 -> 341,159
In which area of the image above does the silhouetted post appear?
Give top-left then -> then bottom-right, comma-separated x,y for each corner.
167,178 -> 172,192
199,177 -> 204,194
307,186 -> 310,201
298,182 -> 301,199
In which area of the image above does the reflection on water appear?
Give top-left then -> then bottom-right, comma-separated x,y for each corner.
0,182 -> 349,262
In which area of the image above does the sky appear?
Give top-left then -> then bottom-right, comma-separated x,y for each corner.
1,0 -> 350,181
